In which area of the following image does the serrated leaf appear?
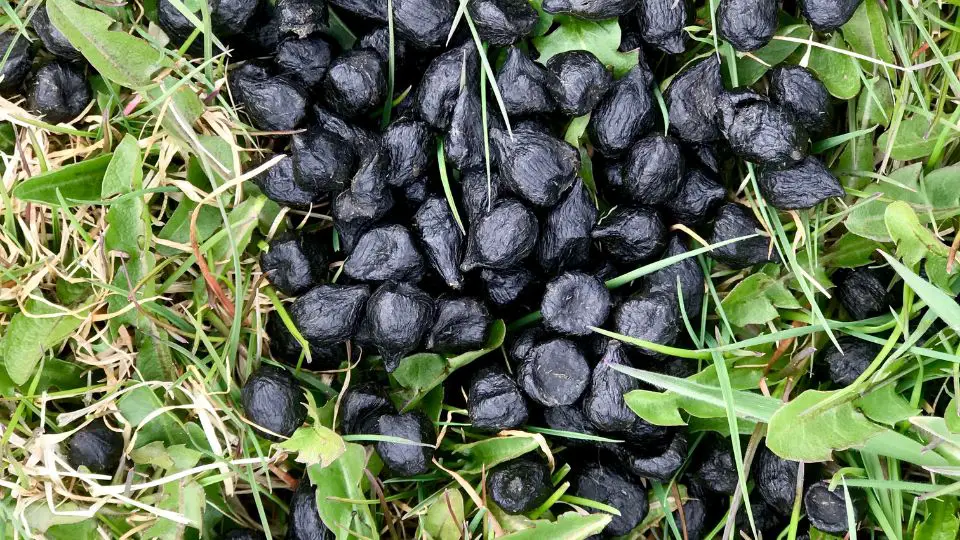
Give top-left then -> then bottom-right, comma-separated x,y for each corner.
808,33 -> 862,99
532,17 -> 638,77
12,154 -> 113,205
307,443 -> 377,539
47,0 -> 166,88
499,512 -> 610,539
721,273 -> 801,327
277,425 -> 346,467
767,390 -> 884,462
0,299 -> 87,385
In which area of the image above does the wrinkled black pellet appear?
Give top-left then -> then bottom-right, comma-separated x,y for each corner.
718,0 -> 778,51
836,267 -> 890,320
290,284 -> 370,346
497,47 -> 555,117
385,119 -> 432,188
621,134 -> 685,204
518,338 -> 590,407
339,382 -> 395,435
31,8 -> 82,62
573,462 -> 649,536
415,42 -> 478,130
276,36 -> 332,90
29,61 -> 91,124
67,418 -> 123,475
469,0 -> 538,46
665,56 -> 723,143
538,180 -> 597,273
255,156 -> 322,207
641,234 -> 706,320
333,153 -> 395,252
542,0 -> 639,19
546,51 -> 613,116
665,168 -> 726,226
707,203 -> 776,268
267,314 -> 344,370
362,282 -> 434,371
291,124 -> 355,195
312,105 -> 380,153
158,0 -> 258,42
587,63 -> 656,157
694,444 -> 738,494
237,2 -> 281,57
482,266 -> 537,306
672,498 -> 707,540
635,0 -> 690,54
592,206 -> 667,264
769,64 -> 830,132
359,27 -> 408,66
716,91 -> 809,168
461,169 -> 502,226
0,32 -> 31,92
583,340 -> 638,431
241,365 -> 307,440
343,225 -> 426,282
800,0 -> 864,32
759,157 -> 845,210
468,367 -> 529,431
486,458 -> 552,514
616,431 -> 686,481
804,480 -> 856,534
757,445 -> 800,515
322,49 -> 385,118
509,326 -> 545,363
736,499 -> 784,535
445,87 -> 485,172
404,176 -> 430,206
363,411 -> 436,476
821,336 -> 880,387
413,197 -> 465,290
462,199 -> 538,271
542,272 -> 611,336
329,0 -> 456,48
288,480 -> 335,540
542,404 -> 599,446
491,127 -> 579,208
232,62 -> 308,131
689,143 -> 721,174
621,416 -> 673,447
261,231 -> 327,296
614,291 -> 681,357
276,0 -> 327,38
427,297 -> 491,353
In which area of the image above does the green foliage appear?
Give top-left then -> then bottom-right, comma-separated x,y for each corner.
878,115 -> 957,160
846,163 -> 923,242
884,201 -> 950,266
767,390 -> 884,462
721,271 -> 801,327
452,433 -> 541,474
12,154 -> 113,205
499,512 -> 610,539
915,499 -> 960,540
808,33 -> 862,99
532,17 -> 638,76
841,0 -> 895,68
0,299 -> 87,385
422,489 -> 466,540
855,385 -> 919,426
736,24 -> 811,85
307,443 -> 377,539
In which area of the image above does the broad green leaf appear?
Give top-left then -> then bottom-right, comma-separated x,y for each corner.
880,251 -> 960,335
925,255 -> 956,292
45,520 -> 99,540
157,157 -> 220,256
1,299 -> 87,385
822,233 -> 881,268
532,17 -> 638,77
841,0 -> 895,68
499,512 -> 610,539
36,358 -> 87,392
104,135 -> 145,255
46,0 -> 166,88
877,115 -> 955,161
564,115 -> 590,146
837,133 -> 874,188
423,489 -> 465,540
276,425 -> 346,467
946,397 -> 960,434
394,320 -> 506,411
925,164 -> 960,218
909,416 -> 960,463
855,384 -> 918,426
884,201 -> 950,266
845,163 -> 923,241
721,273 -> 800,327
21,502 -> 91,533
129,441 -> 175,469
915,499 -> 960,540
145,77 -> 204,140
117,386 -> 189,447
767,390 -> 884,462
12,154 -> 113,205
528,0 -> 554,37
736,24 -> 811,85
452,434 -> 540,474
144,477 -> 204,538
135,331 -> 177,382
307,443 -> 377,539
808,33 -> 862,99
856,76 -> 894,127
209,195 -> 266,262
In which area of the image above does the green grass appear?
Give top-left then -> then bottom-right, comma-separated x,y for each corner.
1,0 -> 960,539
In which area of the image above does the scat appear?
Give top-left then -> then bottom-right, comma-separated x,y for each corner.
665,56 -> 723,143
836,267 -> 890,320
333,153 -> 395,253
413,197 -> 465,290
28,62 -> 91,124
363,411 -> 437,476
491,127 -> 579,208
385,119 -> 433,188
542,0 -> 639,20
241,365 -> 307,440
583,340 -> 639,431
718,0 -> 779,51
427,297 -> 492,353
614,290 -> 681,357
517,338 -> 590,407
231,62 -> 308,131
462,199 -> 538,271
486,458 -> 552,514
768,64 -> 831,132
362,282 -> 434,371
621,134 -> 686,205
290,284 -> 370,347
497,47 -> 555,117
665,168 -> 726,225
573,462 -> 649,536
541,271 -> 611,336
545,50 -> 613,116
592,206 -> 667,264
587,63 -> 656,157
468,0 -> 539,46
635,0 -> 690,54
322,49 -> 385,118
275,36 -> 332,90
468,367 -> 529,431
67,418 -> 123,475
537,180 -> 598,272
759,157 -> 845,210
707,203 -> 777,268
343,225 -> 426,282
